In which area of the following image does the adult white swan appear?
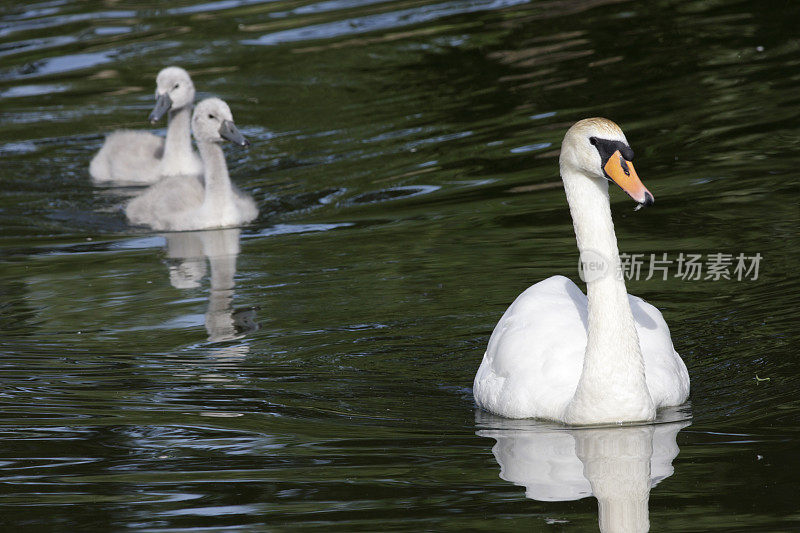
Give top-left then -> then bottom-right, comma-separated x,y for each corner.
473,118 -> 689,425
89,66 -> 202,184
125,98 -> 258,231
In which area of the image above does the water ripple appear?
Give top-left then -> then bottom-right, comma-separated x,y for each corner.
243,0 -> 530,45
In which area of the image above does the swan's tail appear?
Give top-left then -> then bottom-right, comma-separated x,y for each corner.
89,147 -> 110,182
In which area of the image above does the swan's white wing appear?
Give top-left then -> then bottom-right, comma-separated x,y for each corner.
90,130 -> 164,184
629,295 -> 690,408
125,174 -> 204,230
474,275 -> 587,420
233,190 -> 259,226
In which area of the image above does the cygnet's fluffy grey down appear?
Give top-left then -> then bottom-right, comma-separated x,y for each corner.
89,66 -> 203,185
125,98 -> 258,231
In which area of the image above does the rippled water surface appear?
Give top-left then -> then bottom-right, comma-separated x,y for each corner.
1,0 -> 799,530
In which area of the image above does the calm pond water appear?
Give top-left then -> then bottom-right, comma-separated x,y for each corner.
1,0 -> 799,530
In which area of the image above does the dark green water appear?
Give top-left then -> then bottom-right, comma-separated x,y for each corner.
1,0 -> 799,530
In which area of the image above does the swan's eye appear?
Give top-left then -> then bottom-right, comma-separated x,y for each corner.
620,156 -> 631,176
589,137 -> 597,146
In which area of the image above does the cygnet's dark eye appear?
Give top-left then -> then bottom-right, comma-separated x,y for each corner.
208,114 -> 215,119
173,83 -> 180,89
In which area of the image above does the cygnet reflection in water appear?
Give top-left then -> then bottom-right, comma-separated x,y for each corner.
163,228 -> 258,348
476,410 -> 690,532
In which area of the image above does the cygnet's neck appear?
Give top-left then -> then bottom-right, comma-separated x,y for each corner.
560,163 -> 654,424
197,140 -> 235,212
160,104 -> 194,174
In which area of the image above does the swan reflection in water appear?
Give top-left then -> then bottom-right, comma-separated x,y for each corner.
163,228 -> 258,347
476,410 -> 690,532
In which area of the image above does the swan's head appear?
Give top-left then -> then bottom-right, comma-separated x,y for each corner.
559,118 -> 654,208
149,66 -> 195,123
192,98 -> 249,147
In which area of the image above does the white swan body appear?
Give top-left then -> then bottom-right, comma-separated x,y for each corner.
475,275 -> 689,421
126,98 -> 258,231
474,118 -> 689,425
90,66 -> 202,185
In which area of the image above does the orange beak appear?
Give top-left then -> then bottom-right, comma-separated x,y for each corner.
603,150 -> 654,207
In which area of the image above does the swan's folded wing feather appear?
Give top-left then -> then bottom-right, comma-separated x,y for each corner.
629,294 -> 690,407
125,175 -> 204,230
90,130 -> 164,184
233,189 -> 259,226
475,276 -> 587,419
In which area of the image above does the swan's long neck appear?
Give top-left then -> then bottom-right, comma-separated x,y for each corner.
160,105 -> 194,175
198,141 -> 236,218
561,163 -> 654,424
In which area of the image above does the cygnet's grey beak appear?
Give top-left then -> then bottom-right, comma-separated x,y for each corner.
149,93 -> 173,124
219,120 -> 249,146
